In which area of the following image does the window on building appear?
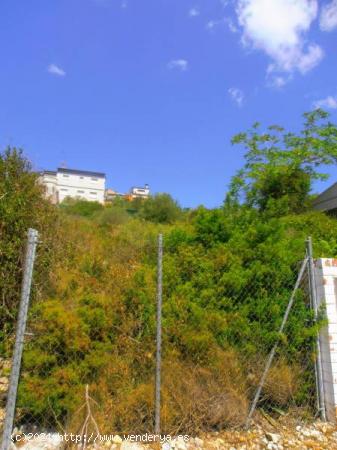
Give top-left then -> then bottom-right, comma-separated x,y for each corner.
90,191 -> 97,195
60,188 -> 68,192
63,174 -> 69,178
91,177 -> 98,181
80,176 -> 84,179
77,190 -> 85,194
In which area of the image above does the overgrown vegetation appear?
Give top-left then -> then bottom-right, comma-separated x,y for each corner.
60,192 -> 183,224
0,148 -> 58,354
1,110 -> 337,434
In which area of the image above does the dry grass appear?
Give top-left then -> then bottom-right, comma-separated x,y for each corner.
65,349 -> 249,436
63,349 -> 310,437
264,360 -> 301,406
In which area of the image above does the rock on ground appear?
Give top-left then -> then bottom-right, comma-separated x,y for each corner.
8,419 -> 337,450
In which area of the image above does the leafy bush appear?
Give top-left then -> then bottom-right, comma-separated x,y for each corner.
60,198 -> 104,217
94,206 -> 129,226
140,193 -> 182,223
0,147 -> 58,354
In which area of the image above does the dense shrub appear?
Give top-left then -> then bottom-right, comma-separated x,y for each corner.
140,193 -> 182,223
60,198 -> 104,217
0,147 -> 58,354
95,205 -> 130,226
16,206 -> 337,432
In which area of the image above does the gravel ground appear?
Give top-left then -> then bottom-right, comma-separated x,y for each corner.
9,419 -> 337,449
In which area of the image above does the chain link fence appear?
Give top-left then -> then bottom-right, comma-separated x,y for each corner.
0,230 -> 324,448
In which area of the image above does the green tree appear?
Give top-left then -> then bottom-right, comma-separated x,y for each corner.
140,193 -> 182,223
229,109 -> 337,213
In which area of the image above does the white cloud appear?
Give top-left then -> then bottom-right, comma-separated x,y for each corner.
313,95 -> 337,109
236,0 -> 323,77
206,19 -> 221,30
226,17 -> 239,33
47,64 -> 66,77
189,7 -> 200,17
206,16 -> 238,33
228,87 -> 244,106
320,0 -> 337,31
268,75 -> 289,88
167,59 -> 189,71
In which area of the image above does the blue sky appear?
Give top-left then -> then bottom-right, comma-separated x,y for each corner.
1,0 -> 337,207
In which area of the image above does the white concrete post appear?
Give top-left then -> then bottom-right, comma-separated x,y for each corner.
315,258 -> 337,422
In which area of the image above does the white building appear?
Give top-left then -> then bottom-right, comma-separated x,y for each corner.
104,185 -> 151,202
315,258 -> 337,422
39,168 -> 106,204
130,184 -> 150,199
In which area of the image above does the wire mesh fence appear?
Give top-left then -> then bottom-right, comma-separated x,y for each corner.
0,231 -> 323,448
159,247 -> 318,433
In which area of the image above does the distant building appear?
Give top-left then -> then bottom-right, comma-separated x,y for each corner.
40,167 -> 149,204
130,184 -> 150,199
105,188 -> 124,202
313,182 -> 337,216
40,170 -> 58,204
105,184 -> 150,202
39,168 -> 106,204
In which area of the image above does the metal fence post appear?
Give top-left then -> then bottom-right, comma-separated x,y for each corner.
1,228 -> 39,450
155,234 -> 163,435
306,236 -> 326,421
245,256 -> 308,429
